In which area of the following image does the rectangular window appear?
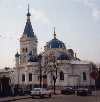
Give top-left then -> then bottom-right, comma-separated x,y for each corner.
29,73 -> 32,81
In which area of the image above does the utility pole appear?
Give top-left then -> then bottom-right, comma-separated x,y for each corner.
38,54 -> 42,88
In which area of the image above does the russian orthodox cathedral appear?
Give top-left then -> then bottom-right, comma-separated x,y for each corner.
0,5 -> 95,93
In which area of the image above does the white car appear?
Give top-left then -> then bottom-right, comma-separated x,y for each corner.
31,88 -> 51,98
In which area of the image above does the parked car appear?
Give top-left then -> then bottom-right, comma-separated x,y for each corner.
61,87 -> 75,95
31,88 -> 51,98
14,87 -> 24,95
77,88 -> 92,96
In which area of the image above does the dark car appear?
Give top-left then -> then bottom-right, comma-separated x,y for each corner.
77,88 -> 92,96
14,88 -> 24,95
61,87 -> 75,95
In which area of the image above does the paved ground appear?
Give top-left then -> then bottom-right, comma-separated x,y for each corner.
0,91 -> 100,102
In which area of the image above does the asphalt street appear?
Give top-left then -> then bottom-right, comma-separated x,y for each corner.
0,91 -> 100,102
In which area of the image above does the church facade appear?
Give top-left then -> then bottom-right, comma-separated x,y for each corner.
13,5 -> 95,89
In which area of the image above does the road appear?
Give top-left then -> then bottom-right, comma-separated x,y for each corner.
0,91 -> 100,102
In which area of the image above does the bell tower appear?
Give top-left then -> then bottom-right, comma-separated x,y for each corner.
20,5 -> 38,66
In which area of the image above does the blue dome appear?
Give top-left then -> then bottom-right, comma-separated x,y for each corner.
28,51 -> 39,62
28,55 -> 33,62
33,56 -> 39,62
28,51 -> 32,56
46,38 -> 66,49
15,52 -> 20,58
58,52 -> 69,60
28,51 -> 33,62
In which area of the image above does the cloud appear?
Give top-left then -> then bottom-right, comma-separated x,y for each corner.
79,0 -> 100,18
92,8 -> 100,18
74,0 -> 100,18
84,0 -> 94,7
31,9 -> 50,24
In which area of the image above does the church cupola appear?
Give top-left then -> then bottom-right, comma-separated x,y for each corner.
15,51 -> 20,68
23,4 -> 34,38
15,51 -> 20,58
45,27 -> 66,49
28,51 -> 39,62
58,52 -> 69,60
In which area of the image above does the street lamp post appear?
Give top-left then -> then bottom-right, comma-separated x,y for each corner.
10,71 -> 14,95
38,54 -> 42,88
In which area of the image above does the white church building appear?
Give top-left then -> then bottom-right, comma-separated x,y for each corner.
0,5 -> 95,91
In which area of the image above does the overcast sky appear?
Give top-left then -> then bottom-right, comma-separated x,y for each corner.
0,0 -> 100,68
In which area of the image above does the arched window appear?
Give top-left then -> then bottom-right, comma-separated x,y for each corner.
83,72 -> 87,81
60,71 -> 64,80
22,74 -> 25,82
29,73 -> 32,81
22,48 -> 25,53
26,47 -> 28,52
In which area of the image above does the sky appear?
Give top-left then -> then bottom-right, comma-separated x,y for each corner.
0,0 -> 100,68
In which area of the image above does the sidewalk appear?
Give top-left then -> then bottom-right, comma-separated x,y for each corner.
0,95 -> 31,102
